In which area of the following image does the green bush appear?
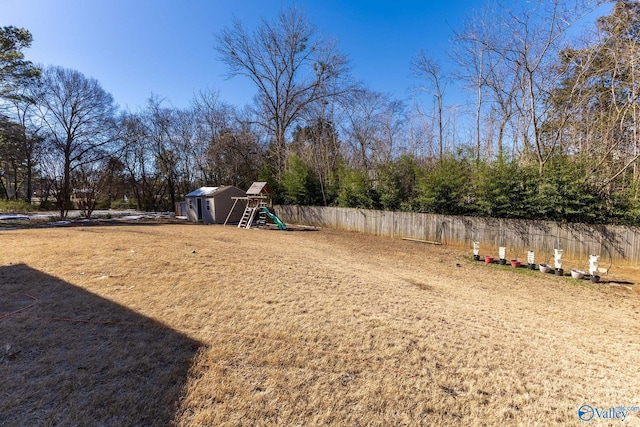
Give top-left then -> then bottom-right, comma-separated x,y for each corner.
280,154 -> 323,205
95,198 -> 111,210
274,147 -> 640,224
0,199 -> 37,213
37,199 -> 55,210
410,156 -> 472,215
376,155 -> 418,211
472,160 -> 538,219
337,168 -> 379,209
534,156 -> 605,223
258,160 -> 284,205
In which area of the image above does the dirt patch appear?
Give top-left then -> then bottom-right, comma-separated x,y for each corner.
1,224 -> 639,426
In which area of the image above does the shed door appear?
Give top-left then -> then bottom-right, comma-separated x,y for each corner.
196,198 -> 203,221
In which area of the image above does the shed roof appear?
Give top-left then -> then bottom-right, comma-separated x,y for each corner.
246,182 -> 271,196
185,187 -> 219,197
185,186 -> 246,198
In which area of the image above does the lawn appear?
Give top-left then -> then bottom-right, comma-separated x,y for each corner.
1,222 -> 639,426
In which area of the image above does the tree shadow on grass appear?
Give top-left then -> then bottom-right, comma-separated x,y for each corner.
0,263 -> 201,426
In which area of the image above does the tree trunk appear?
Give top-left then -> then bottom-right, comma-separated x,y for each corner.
25,157 -> 32,204
0,177 -> 9,200
61,152 -> 71,219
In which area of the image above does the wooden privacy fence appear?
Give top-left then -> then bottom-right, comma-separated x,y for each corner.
274,205 -> 640,267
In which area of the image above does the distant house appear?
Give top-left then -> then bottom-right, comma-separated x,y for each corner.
184,186 -> 247,224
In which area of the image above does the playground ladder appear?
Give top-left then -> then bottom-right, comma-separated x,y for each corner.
238,199 -> 270,229
256,208 -> 266,227
256,199 -> 269,227
238,206 -> 257,229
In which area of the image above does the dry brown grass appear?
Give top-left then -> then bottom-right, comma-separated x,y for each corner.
1,222 -> 639,426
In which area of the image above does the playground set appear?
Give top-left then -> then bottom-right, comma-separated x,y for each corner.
224,181 -> 286,230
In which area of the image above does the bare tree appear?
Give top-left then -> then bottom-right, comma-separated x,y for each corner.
452,2 -> 522,162
341,88 -> 404,169
191,91 -> 263,189
142,96 -> 181,209
548,0 -> 640,192
291,116 -> 342,205
451,0 -> 601,168
406,101 -> 438,160
119,112 -> 163,210
72,163 -> 104,218
456,11 -> 523,161
496,0 -> 600,173
215,6 -> 350,178
191,90 -> 237,184
35,66 -> 119,218
412,52 -> 448,161
452,6 -> 493,164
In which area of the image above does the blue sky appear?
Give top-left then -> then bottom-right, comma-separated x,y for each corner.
1,0 -> 608,112
1,0 -> 485,110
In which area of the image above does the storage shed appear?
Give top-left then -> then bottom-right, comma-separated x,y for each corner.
184,186 -> 247,224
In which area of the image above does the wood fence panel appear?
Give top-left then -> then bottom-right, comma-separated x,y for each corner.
274,205 -> 640,266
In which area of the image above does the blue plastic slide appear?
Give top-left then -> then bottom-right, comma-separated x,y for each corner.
262,207 -> 287,230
